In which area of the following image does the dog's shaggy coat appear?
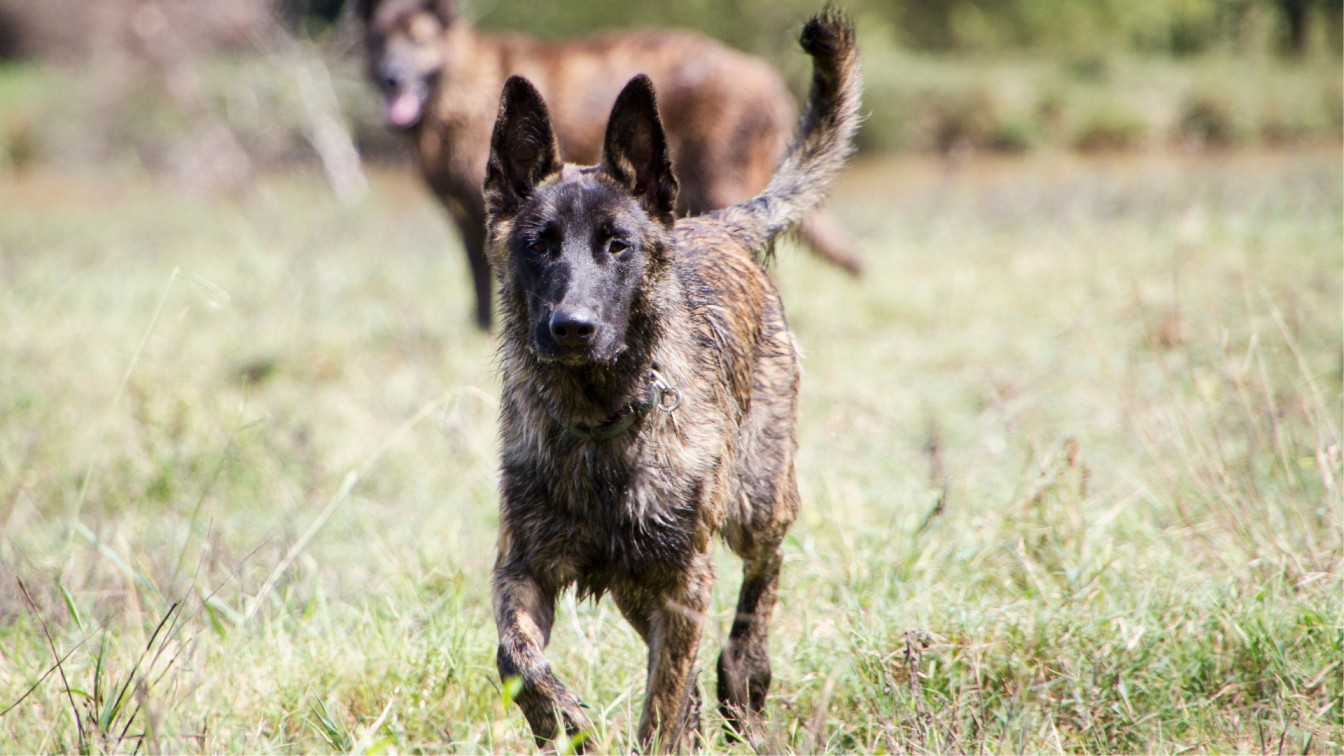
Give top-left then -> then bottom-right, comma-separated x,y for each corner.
482,10 -> 861,752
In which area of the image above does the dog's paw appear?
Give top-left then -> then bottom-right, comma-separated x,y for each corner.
556,694 -> 595,752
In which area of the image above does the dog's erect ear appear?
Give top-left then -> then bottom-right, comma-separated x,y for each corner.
600,75 -> 678,225
485,76 -> 563,219
423,0 -> 457,25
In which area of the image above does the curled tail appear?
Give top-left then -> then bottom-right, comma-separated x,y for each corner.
718,9 -> 862,249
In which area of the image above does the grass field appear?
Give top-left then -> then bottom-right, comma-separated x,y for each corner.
0,145 -> 1340,753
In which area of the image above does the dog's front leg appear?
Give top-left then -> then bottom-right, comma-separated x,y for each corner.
631,556 -> 712,752
493,566 -> 593,748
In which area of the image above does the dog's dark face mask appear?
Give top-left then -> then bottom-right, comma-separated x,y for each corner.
484,75 -> 679,366
360,0 -> 457,129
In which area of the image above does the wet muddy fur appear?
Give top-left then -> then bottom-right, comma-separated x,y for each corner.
357,0 -> 863,329
481,10 -> 861,751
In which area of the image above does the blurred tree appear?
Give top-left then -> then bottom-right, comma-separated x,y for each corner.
1280,0 -> 1308,52
1273,0 -> 1344,56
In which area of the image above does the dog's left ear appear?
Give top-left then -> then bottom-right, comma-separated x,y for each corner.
601,75 -> 678,225
485,76 -> 563,219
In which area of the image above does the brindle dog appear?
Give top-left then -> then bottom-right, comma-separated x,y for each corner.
482,10 -> 861,751
357,0 -> 863,329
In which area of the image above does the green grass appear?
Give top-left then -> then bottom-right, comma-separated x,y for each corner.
1,146 -> 1340,753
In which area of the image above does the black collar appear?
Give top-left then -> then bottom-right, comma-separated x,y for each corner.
550,369 -> 680,443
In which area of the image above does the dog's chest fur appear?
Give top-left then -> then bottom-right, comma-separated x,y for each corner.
497,343 -> 730,598
496,238 -> 780,599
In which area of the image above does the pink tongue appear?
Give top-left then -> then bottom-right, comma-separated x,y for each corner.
385,91 -> 421,127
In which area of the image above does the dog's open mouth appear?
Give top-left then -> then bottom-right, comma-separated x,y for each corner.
382,82 -> 428,128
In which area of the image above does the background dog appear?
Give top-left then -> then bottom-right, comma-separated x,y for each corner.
357,0 -> 863,329
483,10 -> 861,750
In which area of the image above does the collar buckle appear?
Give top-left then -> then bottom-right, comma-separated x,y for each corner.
561,369 -> 679,442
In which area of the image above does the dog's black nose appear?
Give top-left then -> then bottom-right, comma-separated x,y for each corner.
550,308 -> 597,347
374,63 -> 405,91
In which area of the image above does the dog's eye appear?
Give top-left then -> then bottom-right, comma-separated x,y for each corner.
529,240 -> 548,254
608,240 -> 628,255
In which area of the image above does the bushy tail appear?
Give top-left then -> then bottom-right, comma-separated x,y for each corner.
717,8 -> 862,248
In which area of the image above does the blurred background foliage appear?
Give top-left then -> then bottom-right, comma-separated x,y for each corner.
0,0 -> 1338,191
468,0 -> 1343,58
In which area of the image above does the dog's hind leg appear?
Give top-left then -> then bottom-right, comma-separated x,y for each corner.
493,568 -> 593,748
719,370 -> 801,739
716,530 -> 788,740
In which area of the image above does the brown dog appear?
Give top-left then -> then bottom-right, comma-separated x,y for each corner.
357,0 -> 862,329
483,10 -> 861,751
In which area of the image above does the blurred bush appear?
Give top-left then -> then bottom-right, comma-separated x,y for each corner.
1072,99 -> 1151,151
1176,90 -> 1243,147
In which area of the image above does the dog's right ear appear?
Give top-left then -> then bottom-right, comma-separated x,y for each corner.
485,76 -> 563,219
